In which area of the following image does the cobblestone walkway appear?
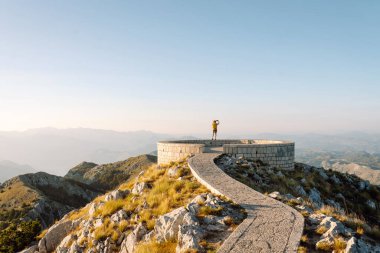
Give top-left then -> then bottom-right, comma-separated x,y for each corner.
188,153 -> 304,253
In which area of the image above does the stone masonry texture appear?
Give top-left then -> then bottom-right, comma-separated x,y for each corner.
188,153 -> 304,253
157,139 -> 295,170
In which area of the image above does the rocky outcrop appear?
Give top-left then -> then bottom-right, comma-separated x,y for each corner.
120,223 -> 147,253
38,219 -> 81,253
1,172 -> 102,229
64,155 -> 157,191
155,207 -> 187,242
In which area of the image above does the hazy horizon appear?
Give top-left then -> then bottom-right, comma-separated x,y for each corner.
1,1 -> 379,134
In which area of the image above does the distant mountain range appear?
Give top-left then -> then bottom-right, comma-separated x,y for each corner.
0,128 -> 173,177
1,128 -> 380,183
296,149 -> 380,185
0,161 -> 35,183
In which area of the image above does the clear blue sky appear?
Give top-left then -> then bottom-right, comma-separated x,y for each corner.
0,1 -> 379,135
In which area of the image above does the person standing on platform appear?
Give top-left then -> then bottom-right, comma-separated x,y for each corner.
212,120 -> 219,140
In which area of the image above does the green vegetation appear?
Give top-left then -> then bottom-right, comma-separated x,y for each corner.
0,220 -> 41,253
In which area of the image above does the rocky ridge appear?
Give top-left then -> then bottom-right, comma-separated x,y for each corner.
23,159 -> 245,253
216,155 -> 380,253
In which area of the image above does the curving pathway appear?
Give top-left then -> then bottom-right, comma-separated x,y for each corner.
188,153 -> 304,253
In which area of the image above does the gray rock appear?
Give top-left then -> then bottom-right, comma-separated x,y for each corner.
111,209 -> 129,223
308,213 -> 326,225
308,188 -> 322,208
131,182 -> 148,195
325,199 -> 342,211
105,189 -> 129,201
366,200 -> 376,209
38,219 -> 81,253
276,171 -> 284,178
295,185 -> 307,196
268,191 -> 282,200
358,180 -> 370,191
154,207 -> 187,242
19,245 -> 38,253
176,213 -> 204,253
318,216 -> 350,240
295,205 -> 313,214
120,223 -> 147,253
317,168 -> 329,180
168,166 -> 180,177
300,178 -> 307,185
330,174 -> 341,184
345,237 -> 370,253
88,202 -> 104,217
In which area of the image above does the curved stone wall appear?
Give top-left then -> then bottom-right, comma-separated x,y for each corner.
157,139 -> 295,170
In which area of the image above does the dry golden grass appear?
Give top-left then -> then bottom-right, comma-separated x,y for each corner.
197,206 -> 223,218
68,206 -> 89,221
316,225 -> 328,235
95,199 -> 124,217
135,241 -> 177,253
0,180 -> 39,211
300,234 -> 308,243
36,228 -> 48,240
118,220 -> 129,232
316,240 -> 332,251
297,246 -> 307,253
93,218 -> 119,241
333,237 -> 347,252
316,205 -> 336,216
356,226 -> 364,235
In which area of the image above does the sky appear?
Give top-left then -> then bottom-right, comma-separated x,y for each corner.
0,1 -> 379,135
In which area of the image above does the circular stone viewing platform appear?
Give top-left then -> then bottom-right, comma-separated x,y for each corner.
157,139 -> 295,170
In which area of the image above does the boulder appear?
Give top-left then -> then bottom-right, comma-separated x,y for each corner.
345,237 -> 370,253
268,191 -> 282,200
176,225 -> 204,253
88,202 -> 103,217
366,200 -> 376,210
204,194 -> 222,209
154,207 -> 187,242
330,174 -> 341,184
358,181 -> 370,191
38,219 -> 80,253
318,216 -> 350,240
295,185 -> 307,196
168,166 -> 180,177
308,213 -> 326,225
131,182 -> 148,195
120,223 -> 147,253
295,205 -> 313,214
317,169 -> 329,180
308,188 -> 322,208
326,199 -> 342,211
276,171 -> 285,178
111,209 -> 129,223
176,213 -> 204,253
105,189 -> 129,201
19,245 -> 38,253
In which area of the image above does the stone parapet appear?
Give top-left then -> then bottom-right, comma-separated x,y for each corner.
157,139 -> 295,170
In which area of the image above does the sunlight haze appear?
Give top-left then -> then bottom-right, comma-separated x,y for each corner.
1,1 -> 379,135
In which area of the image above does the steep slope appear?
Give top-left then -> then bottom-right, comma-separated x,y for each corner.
64,154 -> 157,191
23,159 -> 245,253
216,155 -> 380,252
0,172 -> 102,229
0,160 -> 35,183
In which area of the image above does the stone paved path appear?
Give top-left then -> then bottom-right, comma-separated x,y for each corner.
188,153 -> 304,253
